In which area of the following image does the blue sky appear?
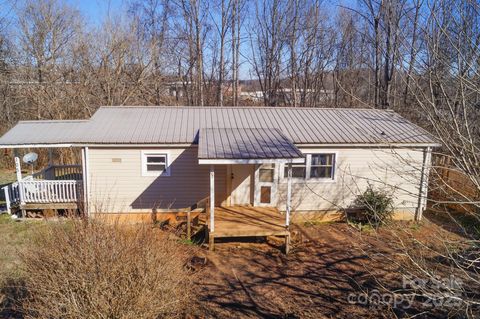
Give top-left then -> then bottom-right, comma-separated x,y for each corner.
3,0 -> 357,27
66,0 -> 356,25
66,0 -> 125,25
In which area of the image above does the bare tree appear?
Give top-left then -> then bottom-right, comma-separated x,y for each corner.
369,0 -> 480,315
128,0 -> 173,105
0,3 -> 15,130
286,0 -> 300,107
16,0 -> 81,119
211,0 -> 231,106
231,0 -> 244,106
250,0 -> 287,106
174,0 -> 208,106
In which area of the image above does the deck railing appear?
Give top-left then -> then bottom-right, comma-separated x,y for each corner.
33,165 -> 82,181
19,180 -> 81,203
2,165 -> 83,213
4,179 -> 81,206
3,182 -> 20,213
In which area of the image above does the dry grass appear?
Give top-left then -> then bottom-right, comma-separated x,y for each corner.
0,215 -> 45,280
0,169 -> 16,186
3,218 -> 195,319
1,213 -> 474,318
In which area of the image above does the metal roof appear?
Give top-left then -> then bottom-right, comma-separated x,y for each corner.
198,128 -> 304,160
0,120 -> 89,146
0,106 -> 439,147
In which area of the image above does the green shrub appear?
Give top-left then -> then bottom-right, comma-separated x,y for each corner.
351,186 -> 394,228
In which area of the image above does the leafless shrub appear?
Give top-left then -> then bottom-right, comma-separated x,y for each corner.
15,219 -> 195,319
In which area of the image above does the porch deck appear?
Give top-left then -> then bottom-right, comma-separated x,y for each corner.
208,206 -> 289,238
2,164 -> 83,215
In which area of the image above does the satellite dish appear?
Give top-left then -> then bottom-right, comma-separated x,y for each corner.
23,152 -> 38,174
23,152 -> 38,164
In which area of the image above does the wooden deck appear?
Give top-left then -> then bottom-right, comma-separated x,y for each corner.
209,206 -> 289,238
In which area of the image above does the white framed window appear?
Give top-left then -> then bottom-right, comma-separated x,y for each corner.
141,151 -> 170,176
283,159 -> 307,179
310,154 -> 335,179
281,153 -> 337,182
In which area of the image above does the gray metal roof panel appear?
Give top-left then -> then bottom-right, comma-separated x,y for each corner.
0,106 -> 439,146
0,120 -> 89,145
198,128 -> 304,160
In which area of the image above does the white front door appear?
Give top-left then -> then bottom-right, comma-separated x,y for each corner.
254,164 -> 277,207
230,165 -> 253,205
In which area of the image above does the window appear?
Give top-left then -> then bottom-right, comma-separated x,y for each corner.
146,155 -> 166,172
284,160 -> 306,178
141,152 -> 170,176
310,154 -> 335,179
259,164 -> 275,182
282,153 -> 336,181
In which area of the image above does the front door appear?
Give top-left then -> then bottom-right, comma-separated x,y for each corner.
254,164 -> 277,207
230,165 -> 253,205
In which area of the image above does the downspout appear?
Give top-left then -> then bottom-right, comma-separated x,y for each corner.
415,147 -> 432,221
81,147 -> 89,217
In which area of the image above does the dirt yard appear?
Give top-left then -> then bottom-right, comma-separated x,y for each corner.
194,217 -> 471,318
0,213 -> 475,318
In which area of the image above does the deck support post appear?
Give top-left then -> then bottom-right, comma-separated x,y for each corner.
15,157 -> 22,182
15,157 -> 25,217
2,186 -> 11,214
187,210 -> 191,240
209,165 -> 215,250
285,234 -> 290,254
209,233 -> 215,251
286,162 -> 292,227
285,162 -> 292,254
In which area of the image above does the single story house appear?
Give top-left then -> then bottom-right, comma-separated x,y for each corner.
0,106 -> 439,249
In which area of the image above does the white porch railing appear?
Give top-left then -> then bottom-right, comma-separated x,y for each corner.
33,165 -> 82,181
1,161 -> 83,214
19,180 -> 81,203
2,182 -> 20,214
4,179 -> 81,206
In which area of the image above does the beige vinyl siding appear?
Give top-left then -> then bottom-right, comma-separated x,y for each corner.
88,147 -> 227,213
87,145 -> 425,216
277,148 -> 424,214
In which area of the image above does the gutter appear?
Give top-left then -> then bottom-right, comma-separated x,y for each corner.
0,142 -> 441,149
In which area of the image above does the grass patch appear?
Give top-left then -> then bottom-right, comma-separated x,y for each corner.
0,215 -> 48,280
0,216 -> 72,281
0,169 -> 16,186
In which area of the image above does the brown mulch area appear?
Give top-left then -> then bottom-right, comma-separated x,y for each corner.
194,219 -> 468,318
